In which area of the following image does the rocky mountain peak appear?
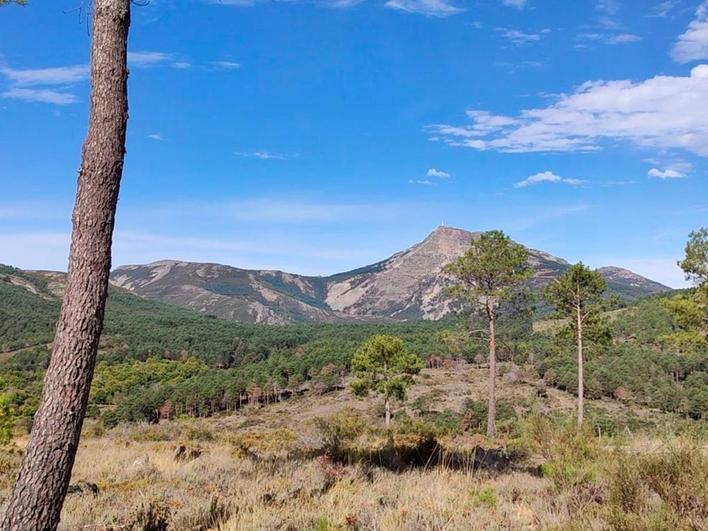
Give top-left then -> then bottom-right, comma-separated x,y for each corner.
106,228 -> 672,324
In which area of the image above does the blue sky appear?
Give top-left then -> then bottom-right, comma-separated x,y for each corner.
1,0 -> 707,287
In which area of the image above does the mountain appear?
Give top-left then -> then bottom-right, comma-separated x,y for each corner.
110,227 -> 671,324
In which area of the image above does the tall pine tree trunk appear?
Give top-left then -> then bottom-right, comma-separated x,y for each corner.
2,2 -> 130,529
384,397 -> 391,428
486,310 -> 497,438
576,305 -> 584,431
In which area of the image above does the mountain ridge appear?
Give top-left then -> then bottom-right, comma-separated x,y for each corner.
109,226 -> 671,324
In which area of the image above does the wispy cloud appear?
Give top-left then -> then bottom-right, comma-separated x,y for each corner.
577,32 -> 642,46
426,168 -> 451,179
235,150 -> 289,160
595,0 -> 621,29
427,65 -> 708,156
606,33 -> 642,44
502,0 -> 526,8
649,1 -> 676,18
514,171 -> 584,188
409,179 -> 435,185
0,64 -> 88,86
671,1 -> 708,63
128,51 -> 171,67
496,28 -> 544,45
384,0 -> 464,17
128,51 -> 192,69
1,87 -> 78,105
0,51 -> 192,105
147,133 -> 164,141
211,60 -> 241,70
0,64 -> 88,105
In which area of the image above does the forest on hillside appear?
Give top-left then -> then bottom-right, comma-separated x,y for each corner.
1,271 -> 705,433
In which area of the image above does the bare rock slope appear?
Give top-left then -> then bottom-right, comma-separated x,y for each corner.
110,227 -> 671,324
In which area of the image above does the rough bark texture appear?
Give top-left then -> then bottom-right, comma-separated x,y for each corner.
1,2 -> 130,529
486,303 -> 497,438
384,398 -> 391,428
576,300 -> 584,431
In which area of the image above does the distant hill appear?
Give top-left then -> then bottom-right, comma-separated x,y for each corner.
109,227 -> 671,324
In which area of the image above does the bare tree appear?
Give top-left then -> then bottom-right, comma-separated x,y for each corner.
2,1 -> 131,528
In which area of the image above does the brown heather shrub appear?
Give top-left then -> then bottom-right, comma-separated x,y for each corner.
313,409 -> 367,460
108,419 -> 216,443
171,496 -> 231,531
230,428 -> 306,462
127,497 -> 172,531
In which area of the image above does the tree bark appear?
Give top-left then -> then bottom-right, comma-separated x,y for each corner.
486,308 -> 497,438
2,2 -> 130,529
576,303 -> 584,431
384,398 -> 391,428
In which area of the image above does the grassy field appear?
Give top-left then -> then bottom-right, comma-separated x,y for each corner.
1,363 -> 705,530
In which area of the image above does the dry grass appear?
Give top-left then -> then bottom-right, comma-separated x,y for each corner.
53,438 -> 557,530
0,365 -> 704,530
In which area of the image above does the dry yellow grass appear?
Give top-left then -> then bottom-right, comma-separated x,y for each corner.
0,364 -> 704,530
55,437 -> 559,530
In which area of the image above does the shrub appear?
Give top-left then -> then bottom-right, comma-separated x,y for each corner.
461,398 -> 516,434
524,414 -> 599,491
469,486 -> 497,508
313,409 -> 366,459
231,428 -> 302,462
127,498 -> 171,531
171,497 -> 231,531
604,442 -> 708,529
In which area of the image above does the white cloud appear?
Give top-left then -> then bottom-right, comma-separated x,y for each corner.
128,51 -> 171,67
428,65 -> 708,156
426,168 -> 451,178
577,32 -> 642,46
211,60 -> 241,70
496,28 -> 541,44
0,64 -> 88,105
514,171 -> 584,188
648,167 -> 686,179
0,51 -> 186,106
671,1 -> 708,63
1,87 -> 78,105
0,64 -> 88,86
502,0 -> 526,8
384,0 -> 463,17
409,179 -> 435,185
127,51 -> 191,69
147,133 -> 164,141
649,1 -> 676,18
606,33 -> 642,44
236,150 -> 289,160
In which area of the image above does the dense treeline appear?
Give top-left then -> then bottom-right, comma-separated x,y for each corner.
0,266 -> 705,430
535,294 -> 707,419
